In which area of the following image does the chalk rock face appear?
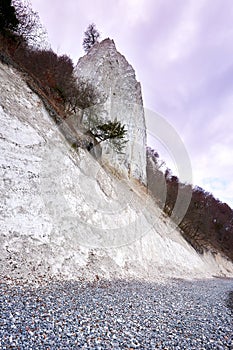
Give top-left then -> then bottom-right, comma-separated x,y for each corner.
1,61 -> 233,284
75,39 -> 147,184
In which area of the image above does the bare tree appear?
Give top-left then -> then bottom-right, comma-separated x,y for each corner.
12,0 -> 48,48
68,79 -> 101,113
82,23 -> 100,53
0,0 -> 19,33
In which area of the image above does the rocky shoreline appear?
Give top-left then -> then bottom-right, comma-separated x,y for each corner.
1,278 -> 232,349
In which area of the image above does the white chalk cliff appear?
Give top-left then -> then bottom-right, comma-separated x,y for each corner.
75,39 -> 147,184
0,56 -> 233,283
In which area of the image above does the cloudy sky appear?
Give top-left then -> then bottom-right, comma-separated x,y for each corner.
30,0 -> 233,207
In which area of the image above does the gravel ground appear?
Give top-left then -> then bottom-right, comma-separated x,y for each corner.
0,278 -> 232,349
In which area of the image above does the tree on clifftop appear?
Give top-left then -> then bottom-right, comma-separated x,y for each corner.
82,23 -> 100,53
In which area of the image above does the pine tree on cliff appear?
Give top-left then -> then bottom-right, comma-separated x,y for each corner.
82,23 -> 100,53
88,119 -> 128,154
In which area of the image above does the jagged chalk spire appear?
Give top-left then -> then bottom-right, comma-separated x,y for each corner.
75,39 -> 147,184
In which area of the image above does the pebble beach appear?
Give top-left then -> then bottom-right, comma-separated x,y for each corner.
1,278 -> 232,349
